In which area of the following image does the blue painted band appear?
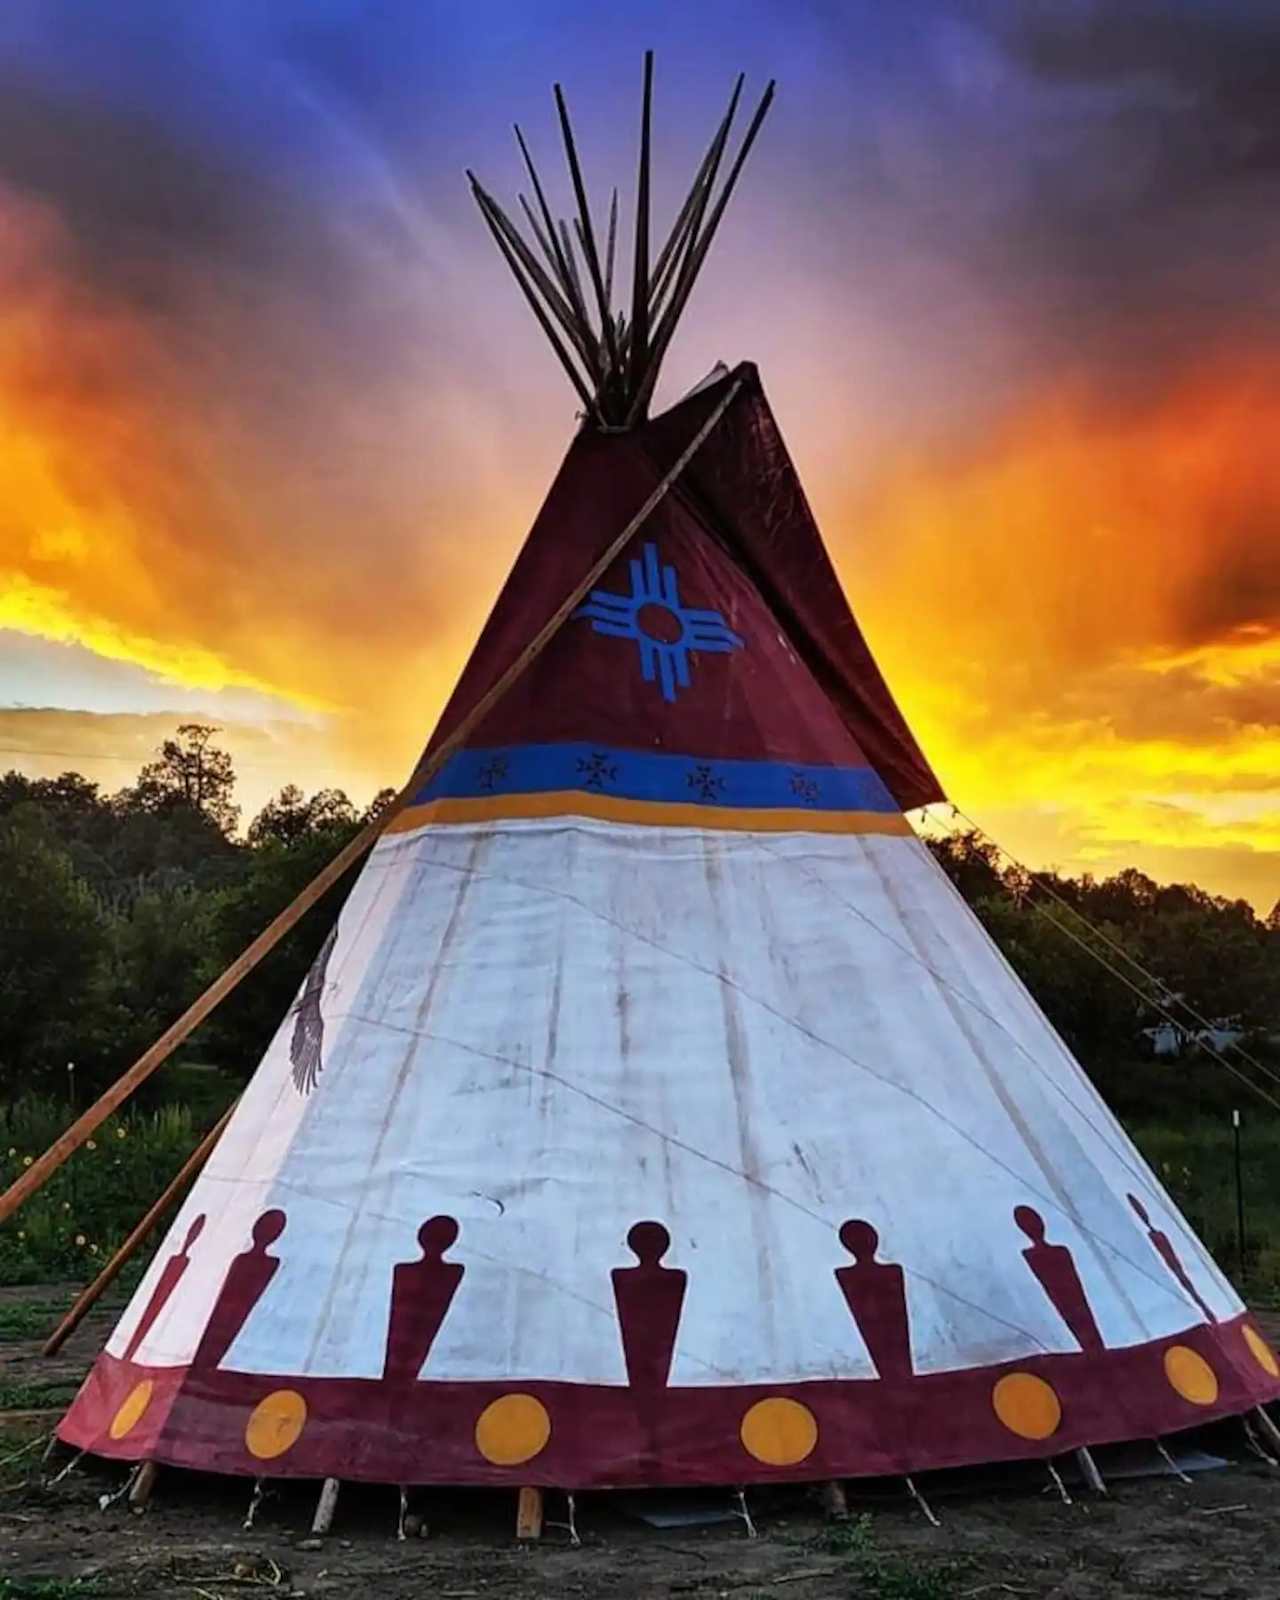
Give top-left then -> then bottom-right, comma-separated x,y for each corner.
414,743 -> 898,814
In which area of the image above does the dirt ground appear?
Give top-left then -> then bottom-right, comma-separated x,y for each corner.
3,1287 -> 1279,1600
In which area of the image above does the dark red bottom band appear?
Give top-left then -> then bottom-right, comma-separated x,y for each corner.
60,1312 -> 1280,1488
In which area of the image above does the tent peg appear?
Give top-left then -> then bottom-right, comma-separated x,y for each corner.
1153,1439 -> 1192,1485
545,1489 -> 581,1546
46,1447 -> 86,1487
243,1476 -> 265,1530
1074,1446 -> 1107,1495
1045,1458 -> 1073,1506
1241,1415 -> 1277,1467
904,1475 -> 941,1527
96,1462 -> 141,1512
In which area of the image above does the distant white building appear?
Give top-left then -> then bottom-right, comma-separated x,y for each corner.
1145,1021 -> 1183,1057
1142,1019 -> 1244,1057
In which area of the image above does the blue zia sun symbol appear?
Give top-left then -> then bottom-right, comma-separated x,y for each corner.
573,543 -> 744,702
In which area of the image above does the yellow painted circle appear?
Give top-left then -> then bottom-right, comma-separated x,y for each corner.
1244,1325 -> 1280,1378
992,1373 -> 1062,1441
109,1380 -> 154,1441
739,1397 -> 819,1466
244,1390 -> 308,1460
474,1394 -> 551,1466
1164,1345 -> 1218,1406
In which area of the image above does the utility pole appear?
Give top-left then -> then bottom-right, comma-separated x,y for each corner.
1232,1108 -> 1246,1285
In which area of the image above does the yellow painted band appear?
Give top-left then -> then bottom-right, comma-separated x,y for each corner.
384,792 -> 910,836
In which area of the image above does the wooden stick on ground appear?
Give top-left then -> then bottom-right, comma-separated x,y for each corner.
42,1101 -> 237,1357
1,379 -> 741,1234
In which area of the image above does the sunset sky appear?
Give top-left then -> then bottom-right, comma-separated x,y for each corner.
1,1 -> 1278,909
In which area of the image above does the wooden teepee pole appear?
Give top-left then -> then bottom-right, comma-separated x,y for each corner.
0,376 -> 744,1230
42,1100 -> 237,1357
626,51 -> 654,401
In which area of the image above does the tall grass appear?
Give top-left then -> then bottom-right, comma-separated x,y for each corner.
0,1096 -> 207,1285
1133,1118 -> 1280,1305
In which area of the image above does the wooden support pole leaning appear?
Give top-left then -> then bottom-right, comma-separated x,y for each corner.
513,123 -> 587,338
649,76 -> 743,310
472,178 -> 600,375
42,1100 -> 238,1357
626,50 -> 653,400
516,1485 -> 544,1540
553,82 -> 622,380
1,377 -> 743,1232
469,183 -> 600,419
628,79 -> 773,429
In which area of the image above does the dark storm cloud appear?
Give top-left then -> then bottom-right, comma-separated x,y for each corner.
959,1 -> 1280,384
1007,1 -> 1280,185
0,77 -> 306,279
1059,661 -> 1280,750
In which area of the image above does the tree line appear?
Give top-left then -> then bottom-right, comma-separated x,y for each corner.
0,725 -> 393,1104
1,725 -> 1277,1122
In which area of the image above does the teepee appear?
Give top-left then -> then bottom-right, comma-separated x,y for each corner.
36,58 -> 1280,1498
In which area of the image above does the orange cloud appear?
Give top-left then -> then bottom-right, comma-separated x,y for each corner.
0,178 -> 538,792
845,356 -> 1280,906
0,185 -> 314,702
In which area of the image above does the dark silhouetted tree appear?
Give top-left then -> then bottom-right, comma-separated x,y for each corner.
120,723 -> 240,836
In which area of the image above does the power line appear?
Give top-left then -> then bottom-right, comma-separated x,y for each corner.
926,805 -> 1280,1114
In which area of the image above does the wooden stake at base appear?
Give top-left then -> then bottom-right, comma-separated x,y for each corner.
1074,1446 -> 1107,1495
1255,1405 -> 1280,1454
820,1479 -> 849,1521
516,1486 -> 544,1540
312,1477 -> 341,1535
128,1461 -> 159,1513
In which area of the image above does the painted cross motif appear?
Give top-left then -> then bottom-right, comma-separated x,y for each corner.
686,764 -> 724,803
574,543 -> 744,703
577,751 -> 618,790
477,756 -> 510,792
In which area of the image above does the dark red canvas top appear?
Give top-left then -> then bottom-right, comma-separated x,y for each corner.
424,364 -> 943,813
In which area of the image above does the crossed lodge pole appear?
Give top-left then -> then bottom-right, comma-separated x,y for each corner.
0,379 -> 742,1232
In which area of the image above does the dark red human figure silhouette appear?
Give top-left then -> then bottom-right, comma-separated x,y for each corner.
382,1216 -> 465,1385
834,1219 -> 912,1381
124,1213 -> 206,1362
1128,1193 -> 1217,1323
611,1221 -> 688,1391
191,1209 -> 287,1371
1013,1205 -> 1104,1353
